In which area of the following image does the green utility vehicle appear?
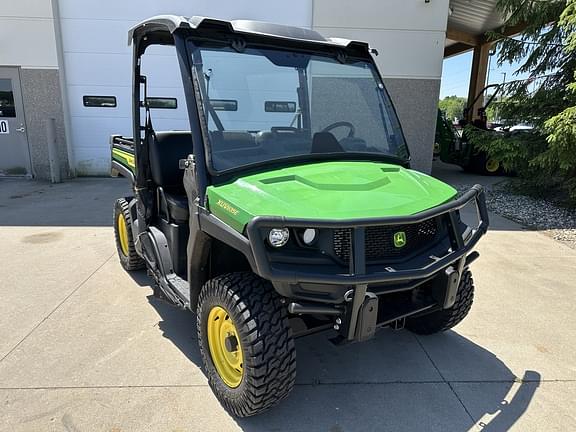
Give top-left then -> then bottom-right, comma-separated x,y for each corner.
111,15 -> 489,417
436,84 -> 504,175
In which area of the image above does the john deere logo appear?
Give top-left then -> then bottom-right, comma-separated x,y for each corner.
393,231 -> 407,248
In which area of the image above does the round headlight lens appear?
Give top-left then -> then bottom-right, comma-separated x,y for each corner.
268,228 -> 290,248
302,228 -> 318,245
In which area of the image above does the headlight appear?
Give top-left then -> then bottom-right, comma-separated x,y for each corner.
302,228 -> 318,245
268,228 -> 290,247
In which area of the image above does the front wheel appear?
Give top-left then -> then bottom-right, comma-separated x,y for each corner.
406,270 -> 475,335
197,272 -> 296,417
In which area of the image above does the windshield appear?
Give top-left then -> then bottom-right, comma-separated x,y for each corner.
189,45 -> 409,173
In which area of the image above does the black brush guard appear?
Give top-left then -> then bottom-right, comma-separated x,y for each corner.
246,185 -> 489,342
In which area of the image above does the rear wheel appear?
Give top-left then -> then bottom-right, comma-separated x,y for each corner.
197,272 -> 296,417
484,157 -> 502,174
113,198 -> 144,271
468,152 -> 503,175
406,270 -> 475,335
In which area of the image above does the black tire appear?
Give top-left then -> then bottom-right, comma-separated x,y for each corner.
406,270 -> 474,335
469,152 -> 503,176
113,197 -> 145,271
197,272 -> 296,417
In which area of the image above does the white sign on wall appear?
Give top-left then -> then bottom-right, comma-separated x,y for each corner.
0,120 -> 9,134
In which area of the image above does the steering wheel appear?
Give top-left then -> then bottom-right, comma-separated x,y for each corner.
321,121 -> 355,138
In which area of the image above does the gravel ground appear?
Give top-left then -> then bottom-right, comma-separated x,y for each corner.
455,183 -> 576,249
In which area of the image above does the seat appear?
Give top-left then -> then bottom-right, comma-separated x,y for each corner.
149,131 -> 193,189
311,132 -> 344,153
161,192 -> 189,223
256,129 -> 311,154
209,131 -> 261,170
149,131 -> 193,223
210,131 -> 257,152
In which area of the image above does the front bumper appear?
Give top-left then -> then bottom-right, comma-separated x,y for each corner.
245,185 -> 489,341
246,185 -> 488,285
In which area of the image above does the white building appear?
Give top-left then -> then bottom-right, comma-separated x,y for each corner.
0,0 -> 504,179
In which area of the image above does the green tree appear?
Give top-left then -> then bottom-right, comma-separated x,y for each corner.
438,95 -> 467,121
544,1 -> 576,198
485,95 -> 503,122
472,0 -> 576,202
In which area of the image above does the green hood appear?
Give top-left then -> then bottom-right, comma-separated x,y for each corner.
207,161 -> 457,232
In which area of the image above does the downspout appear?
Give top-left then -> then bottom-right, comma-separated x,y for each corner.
310,0 -> 315,30
51,0 -> 76,177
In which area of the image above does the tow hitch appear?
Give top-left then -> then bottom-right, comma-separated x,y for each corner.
343,285 -> 379,342
354,292 -> 379,342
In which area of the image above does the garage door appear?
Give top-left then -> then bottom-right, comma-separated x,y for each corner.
58,0 -> 312,175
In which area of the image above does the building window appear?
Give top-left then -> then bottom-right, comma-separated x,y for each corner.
83,95 -> 117,108
211,99 -> 238,111
265,101 -> 296,113
145,97 -> 177,109
0,79 -> 16,118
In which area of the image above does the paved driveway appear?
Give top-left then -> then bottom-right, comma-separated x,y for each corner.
1,172 -> 575,431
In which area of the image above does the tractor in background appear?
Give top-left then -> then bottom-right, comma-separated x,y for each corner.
436,84 -> 504,175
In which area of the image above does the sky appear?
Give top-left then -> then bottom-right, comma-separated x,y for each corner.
440,49 -> 531,99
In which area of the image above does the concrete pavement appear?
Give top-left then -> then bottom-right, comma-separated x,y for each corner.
1,173 -> 575,431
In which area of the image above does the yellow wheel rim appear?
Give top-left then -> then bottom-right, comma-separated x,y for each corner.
207,306 -> 243,388
117,213 -> 130,256
485,159 -> 500,173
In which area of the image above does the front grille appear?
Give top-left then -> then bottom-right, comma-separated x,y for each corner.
332,218 -> 439,263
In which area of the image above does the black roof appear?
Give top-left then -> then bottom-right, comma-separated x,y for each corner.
128,15 -> 369,51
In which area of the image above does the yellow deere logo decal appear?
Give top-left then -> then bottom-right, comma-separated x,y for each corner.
216,199 -> 239,216
393,231 -> 407,248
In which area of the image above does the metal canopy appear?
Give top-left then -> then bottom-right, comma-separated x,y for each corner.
128,15 -> 369,51
448,0 -> 504,35
444,0 -> 510,58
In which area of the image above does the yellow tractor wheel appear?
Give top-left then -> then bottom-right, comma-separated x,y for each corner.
485,158 -> 501,174
113,198 -> 145,271
197,272 -> 296,417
